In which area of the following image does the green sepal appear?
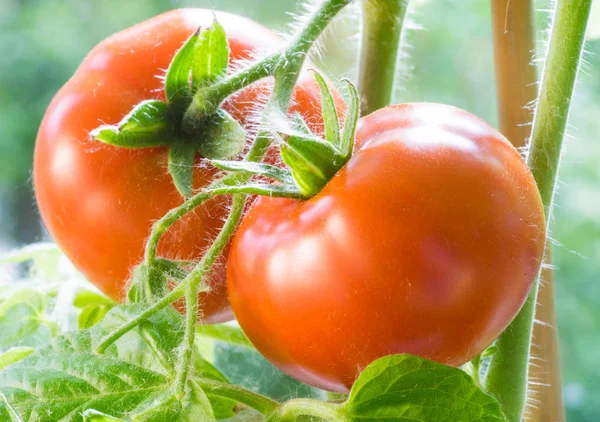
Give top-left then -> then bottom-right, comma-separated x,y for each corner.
0,347 -> 34,370
211,160 -> 294,184
168,143 -> 197,198
340,79 -> 359,160
165,28 -> 199,110
279,76 -> 358,199
281,134 -> 345,198
192,20 -> 229,89
91,100 -> 174,149
78,304 -> 113,329
312,71 -> 341,149
197,109 -> 246,159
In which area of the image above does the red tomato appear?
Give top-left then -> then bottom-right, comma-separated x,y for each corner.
227,103 -> 546,391
34,9 -> 338,323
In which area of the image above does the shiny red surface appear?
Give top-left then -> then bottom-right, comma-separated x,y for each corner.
227,103 -> 546,391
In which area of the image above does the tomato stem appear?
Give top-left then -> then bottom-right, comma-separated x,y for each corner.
182,54 -> 279,132
273,399 -> 344,421
484,1 -> 592,421
193,378 -> 280,415
357,0 -> 409,116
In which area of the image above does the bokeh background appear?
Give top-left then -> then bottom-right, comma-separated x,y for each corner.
0,0 -> 598,420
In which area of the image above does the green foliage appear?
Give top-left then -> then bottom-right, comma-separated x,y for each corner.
343,354 -> 506,421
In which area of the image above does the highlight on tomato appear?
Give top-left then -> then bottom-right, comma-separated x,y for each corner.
33,9 -> 341,323
226,99 -> 546,392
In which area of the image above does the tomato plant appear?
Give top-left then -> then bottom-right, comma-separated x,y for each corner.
33,9 -> 336,322
0,0 -> 590,420
226,102 -> 546,392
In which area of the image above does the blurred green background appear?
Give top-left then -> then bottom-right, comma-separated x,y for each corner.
0,0 -> 598,420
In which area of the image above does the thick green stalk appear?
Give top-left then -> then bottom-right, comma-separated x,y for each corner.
357,0 -> 409,115
484,2 -> 591,421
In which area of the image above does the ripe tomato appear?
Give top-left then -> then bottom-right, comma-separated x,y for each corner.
34,9 -> 337,323
227,103 -> 546,391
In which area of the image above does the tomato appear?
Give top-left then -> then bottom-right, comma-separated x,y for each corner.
227,103 -> 546,392
34,9 -> 337,323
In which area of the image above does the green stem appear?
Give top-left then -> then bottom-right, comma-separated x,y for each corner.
95,190 -> 244,355
183,54 -> 279,130
194,378 -> 280,415
273,399 -> 344,421
484,1 -> 591,420
174,279 -> 200,396
357,0 -> 409,115
172,194 -> 245,394
272,0 -> 352,110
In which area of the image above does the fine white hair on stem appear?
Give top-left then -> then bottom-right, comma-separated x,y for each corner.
391,1 -> 422,103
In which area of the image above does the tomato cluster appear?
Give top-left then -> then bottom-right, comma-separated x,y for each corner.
35,10 -> 545,392
34,9 -> 331,323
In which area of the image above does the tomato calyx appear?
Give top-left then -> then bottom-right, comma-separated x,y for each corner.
212,73 -> 358,199
280,73 -> 358,197
90,20 -> 246,198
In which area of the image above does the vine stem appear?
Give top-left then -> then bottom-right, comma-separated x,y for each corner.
271,399 -> 344,422
491,1 -> 565,421
357,0 -> 409,115
193,378 -> 280,415
484,1 -> 592,421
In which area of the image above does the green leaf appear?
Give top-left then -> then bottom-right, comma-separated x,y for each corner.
482,346 -> 497,358
0,348 -> 34,370
196,324 -> 255,350
0,394 -> 22,422
91,100 -> 174,149
168,143 -> 197,198
343,354 -> 507,421
0,330 -> 170,421
73,289 -> 115,309
192,20 -> 229,89
129,393 -> 182,421
197,109 -> 246,159
178,380 -> 216,422
82,409 -> 126,421
339,79 -> 359,160
211,160 -> 294,184
0,289 -> 47,349
165,29 -> 199,108
0,243 -> 60,265
281,134 -> 344,198
78,304 -> 112,329
312,71 -> 341,149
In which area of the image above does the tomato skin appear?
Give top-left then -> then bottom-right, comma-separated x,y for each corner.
227,103 -> 546,392
34,9 -> 336,323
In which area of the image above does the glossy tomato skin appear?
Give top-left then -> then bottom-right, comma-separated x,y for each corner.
34,9 -> 336,323
227,103 -> 546,391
